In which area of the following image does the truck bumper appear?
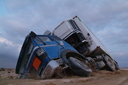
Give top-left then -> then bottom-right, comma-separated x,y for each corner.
40,60 -> 60,79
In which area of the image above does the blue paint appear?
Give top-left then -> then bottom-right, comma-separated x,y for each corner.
16,32 -> 77,78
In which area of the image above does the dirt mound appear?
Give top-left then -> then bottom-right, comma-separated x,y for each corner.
0,68 -> 19,79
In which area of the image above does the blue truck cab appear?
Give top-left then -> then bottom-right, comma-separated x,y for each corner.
16,31 -> 92,79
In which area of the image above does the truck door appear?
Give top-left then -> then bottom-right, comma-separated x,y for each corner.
34,36 -> 63,59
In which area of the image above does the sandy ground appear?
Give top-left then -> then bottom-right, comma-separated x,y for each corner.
0,68 -> 128,85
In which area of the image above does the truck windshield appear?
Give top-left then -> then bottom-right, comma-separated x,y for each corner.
51,36 -> 62,41
34,36 -> 51,44
19,38 -> 33,73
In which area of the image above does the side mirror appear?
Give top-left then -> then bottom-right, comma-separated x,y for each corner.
29,31 -> 37,38
43,30 -> 51,35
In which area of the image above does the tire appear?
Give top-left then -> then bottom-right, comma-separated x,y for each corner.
68,57 -> 92,77
114,61 -> 120,70
86,57 -> 98,71
103,55 -> 115,71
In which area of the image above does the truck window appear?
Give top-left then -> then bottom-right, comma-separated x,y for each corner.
51,36 -> 62,41
65,33 -> 81,47
19,39 -> 33,73
39,37 -> 51,41
34,36 -> 51,44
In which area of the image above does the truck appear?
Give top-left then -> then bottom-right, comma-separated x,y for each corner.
16,31 -> 92,79
48,16 -> 119,71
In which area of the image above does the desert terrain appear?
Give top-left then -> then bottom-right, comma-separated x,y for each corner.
0,68 -> 128,85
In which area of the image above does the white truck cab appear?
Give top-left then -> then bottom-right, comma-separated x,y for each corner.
52,16 -> 109,56
46,16 -> 119,71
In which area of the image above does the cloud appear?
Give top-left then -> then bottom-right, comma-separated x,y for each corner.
0,56 -> 17,68
0,0 -> 128,68
111,51 -> 128,67
0,37 -> 21,58
80,0 -> 128,30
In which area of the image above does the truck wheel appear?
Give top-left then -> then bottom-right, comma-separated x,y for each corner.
115,63 -> 120,70
103,55 -> 115,71
68,57 -> 92,77
86,57 -> 98,72
114,61 -> 120,70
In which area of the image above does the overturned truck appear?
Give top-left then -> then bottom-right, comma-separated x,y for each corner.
16,31 -> 92,79
16,16 -> 119,79
46,16 -> 119,71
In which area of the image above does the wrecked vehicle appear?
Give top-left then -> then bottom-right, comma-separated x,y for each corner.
16,31 -> 92,79
47,16 -> 119,71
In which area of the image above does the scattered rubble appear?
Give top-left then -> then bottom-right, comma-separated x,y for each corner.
0,68 -> 19,79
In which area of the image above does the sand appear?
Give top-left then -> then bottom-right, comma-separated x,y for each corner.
0,68 -> 128,85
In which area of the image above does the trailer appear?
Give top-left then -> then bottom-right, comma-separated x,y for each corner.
49,16 -> 119,71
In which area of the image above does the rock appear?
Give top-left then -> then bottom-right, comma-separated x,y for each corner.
7,76 -> 13,79
0,68 -> 5,71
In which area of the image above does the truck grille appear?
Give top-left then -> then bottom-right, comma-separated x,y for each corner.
69,20 -> 80,31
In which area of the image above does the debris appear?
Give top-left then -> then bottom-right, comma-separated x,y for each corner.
0,68 -> 5,71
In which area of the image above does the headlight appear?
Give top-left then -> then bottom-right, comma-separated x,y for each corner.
36,48 -> 45,56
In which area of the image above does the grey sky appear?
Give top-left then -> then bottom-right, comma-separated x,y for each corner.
0,0 -> 128,68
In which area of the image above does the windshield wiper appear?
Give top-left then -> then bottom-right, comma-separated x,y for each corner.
35,37 -> 46,45
29,31 -> 46,45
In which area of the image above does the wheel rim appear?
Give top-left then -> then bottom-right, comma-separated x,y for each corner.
69,57 -> 91,71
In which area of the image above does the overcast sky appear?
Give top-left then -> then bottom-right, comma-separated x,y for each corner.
0,0 -> 128,68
